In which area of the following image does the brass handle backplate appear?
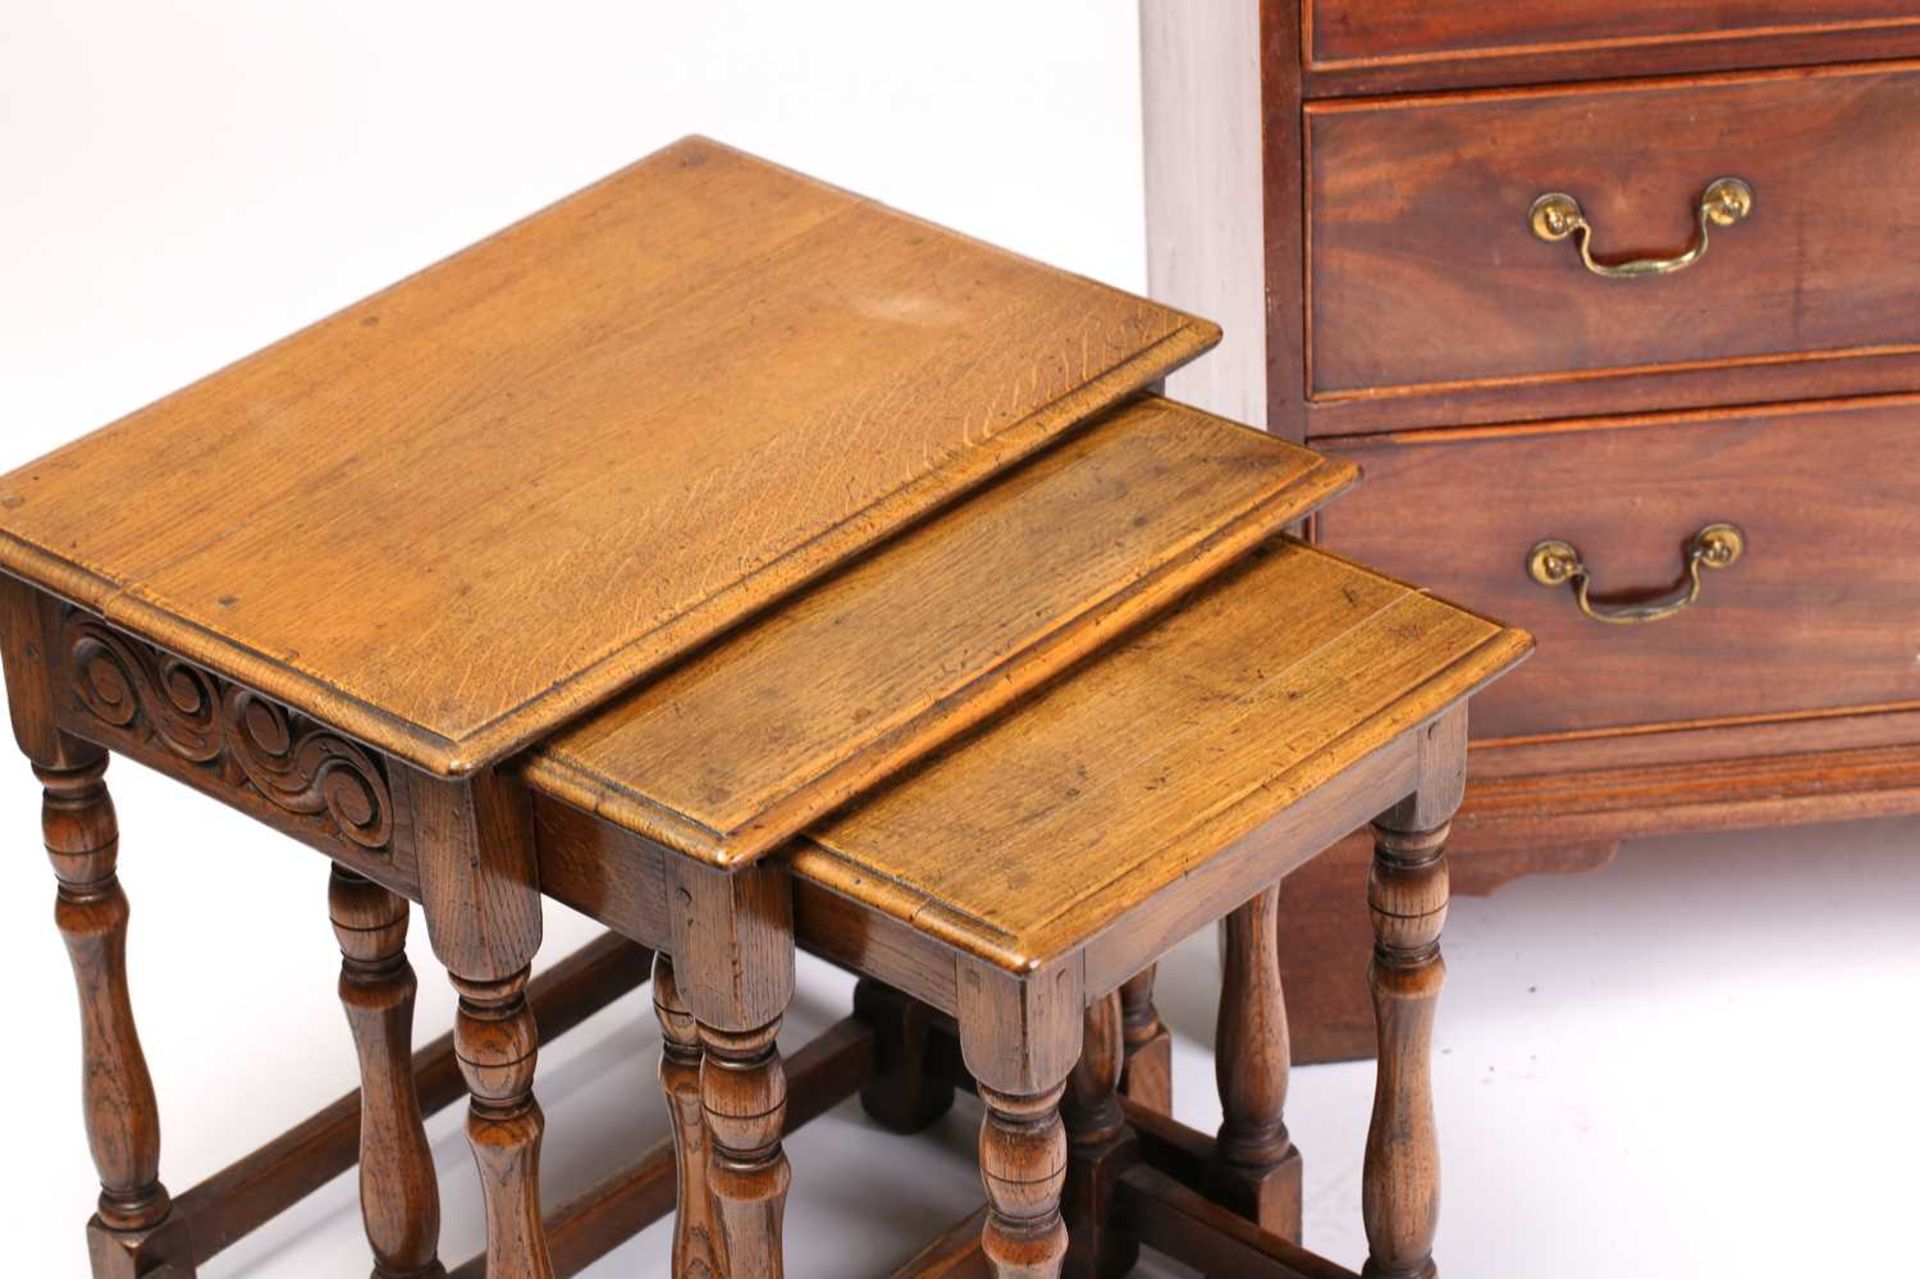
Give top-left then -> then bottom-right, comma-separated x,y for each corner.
1529,178 -> 1754,278
1526,522 -> 1746,626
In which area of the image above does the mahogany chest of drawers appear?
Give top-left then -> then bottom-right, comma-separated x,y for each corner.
1142,0 -> 1920,1059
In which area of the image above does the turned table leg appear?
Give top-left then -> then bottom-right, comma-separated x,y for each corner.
1061,991 -> 1136,1279
1360,706 -> 1466,1279
699,1016 -> 792,1279
855,977 -> 955,1134
39,747 -> 188,1278
979,1084 -> 1071,1279
654,953 -> 727,1276
451,968 -> 550,1278
1362,818 -> 1451,1279
959,958 -> 1084,1279
669,857 -> 797,1279
330,865 -> 444,1279
1116,967 -> 1172,1113
1208,883 -> 1302,1241
410,769 -> 554,1279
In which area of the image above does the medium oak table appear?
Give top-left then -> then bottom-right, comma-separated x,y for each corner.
0,137 -> 1222,1278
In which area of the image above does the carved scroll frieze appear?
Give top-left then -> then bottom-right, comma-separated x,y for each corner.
63,611 -> 395,854
67,617 -> 222,763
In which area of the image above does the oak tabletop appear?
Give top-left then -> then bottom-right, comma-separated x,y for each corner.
793,539 -> 1532,973
522,395 -> 1358,867
0,137 -> 1216,776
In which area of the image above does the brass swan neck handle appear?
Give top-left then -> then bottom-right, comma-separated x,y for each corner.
1529,178 -> 1754,279
1526,523 -> 1746,626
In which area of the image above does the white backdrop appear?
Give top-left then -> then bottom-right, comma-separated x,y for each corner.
4,5 -> 1917,1277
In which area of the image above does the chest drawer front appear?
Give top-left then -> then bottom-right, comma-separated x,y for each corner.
1316,399 -> 1920,741
1307,1 -> 1920,69
1307,63 -> 1920,404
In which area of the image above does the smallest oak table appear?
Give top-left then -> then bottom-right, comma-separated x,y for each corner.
0,137 -> 1221,1278
530,531 -> 1530,1278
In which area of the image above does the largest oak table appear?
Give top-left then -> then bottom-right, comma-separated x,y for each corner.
0,137 -> 1227,1278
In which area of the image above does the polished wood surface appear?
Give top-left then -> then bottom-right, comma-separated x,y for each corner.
1307,347 -> 1920,438
1302,2 -> 1920,97
0,136 -> 1214,776
1306,0 -> 1918,68
794,538 -> 1528,971
1144,0 -> 1920,1063
1318,398 -> 1920,739
1307,63 -> 1920,406
526,396 -> 1355,865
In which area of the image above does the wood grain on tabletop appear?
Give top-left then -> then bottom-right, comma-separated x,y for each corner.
523,396 -> 1357,866
794,539 -> 1531,972
0,136 -> 1216,776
